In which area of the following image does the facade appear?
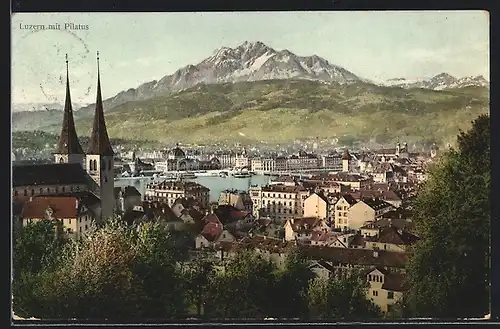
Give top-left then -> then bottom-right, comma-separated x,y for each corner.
334,194 -> 358,231
144,180 -> 210,210
249,184 -> 310,221
22,196 -> 97,239
347,199 -> 394,230
303,193 -> 329,220
218,189 -> 253,212
366,267 -> 406,314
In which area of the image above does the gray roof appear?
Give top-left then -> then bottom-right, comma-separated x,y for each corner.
13,163 -> 92,187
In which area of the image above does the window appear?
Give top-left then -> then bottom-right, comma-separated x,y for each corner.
62,187 -> 66,192
79,218 -> 82,223
372,290 -> 378,297
384,244 -> 387,250
24,190 -> 27,196
55,187 -> 59,193
79,227 -> 82,233
368,274 -> 372,281
85,224 -> 88,230
69,218 -> 71,224
47,188 -> 50,193
387,291 -> 394,299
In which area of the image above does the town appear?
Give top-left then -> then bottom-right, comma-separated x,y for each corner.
11,53 -> 445,318
11,11 -> 491,322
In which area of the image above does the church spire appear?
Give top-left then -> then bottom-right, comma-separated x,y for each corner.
87,51 -> 114,155
55,54 -> 84,155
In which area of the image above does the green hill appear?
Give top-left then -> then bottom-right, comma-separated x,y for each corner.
46,79 -> 488,147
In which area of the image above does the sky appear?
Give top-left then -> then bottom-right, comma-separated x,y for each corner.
11,11 -> 489,105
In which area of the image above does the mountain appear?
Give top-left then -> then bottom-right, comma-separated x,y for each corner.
384,73 -> 489,90
11,102 -> 88,113
76,41 -> 361,114
35,79 -> 487,147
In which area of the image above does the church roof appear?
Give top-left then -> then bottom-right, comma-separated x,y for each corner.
13,163 -> 92,187
55,55 -> 84,155
87,52 -> 114,156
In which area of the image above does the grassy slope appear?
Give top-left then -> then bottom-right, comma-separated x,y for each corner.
48,79 -> 488,146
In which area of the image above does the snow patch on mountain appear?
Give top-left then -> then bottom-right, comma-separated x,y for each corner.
382,73 -> 489,90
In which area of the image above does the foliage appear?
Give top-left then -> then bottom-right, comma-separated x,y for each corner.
204,251 -> 277,319
13,219 -> 67,278
405,114 -> 490,318
307,270 -> 382,320
273,247 -> 315,319
12,219 -> 187,320
182,252 -> 214,317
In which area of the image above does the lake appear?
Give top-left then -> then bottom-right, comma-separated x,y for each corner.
115,175 -> 275,202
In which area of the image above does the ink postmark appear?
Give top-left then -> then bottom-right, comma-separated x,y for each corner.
13,17 -> 93,105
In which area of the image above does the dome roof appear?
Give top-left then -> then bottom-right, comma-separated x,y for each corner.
170,145 -> 185,157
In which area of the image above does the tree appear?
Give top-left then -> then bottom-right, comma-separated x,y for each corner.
273,247 -> 314,319
307,270 -> 382,320
12,219 -> 68,318
405,114 -> 490,318
13,219 -> 67,278
204,251 -> 277,319
13,219 -> 188,320
183,252 -> 214,317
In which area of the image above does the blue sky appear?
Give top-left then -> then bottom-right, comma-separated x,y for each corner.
11,11 -> 489,104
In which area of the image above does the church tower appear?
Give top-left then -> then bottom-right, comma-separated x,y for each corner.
342,148 -> 352,172
86,52 -> 115,222
54,54 -> 85,167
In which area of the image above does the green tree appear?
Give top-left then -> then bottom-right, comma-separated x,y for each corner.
405,114 -> 490,318
13,219 -> 67,278
13,219 -> 188,320
183,252 -> 214,317
204,251 -> 277,319
307,270 -> 382,320
273,247 -> 314,319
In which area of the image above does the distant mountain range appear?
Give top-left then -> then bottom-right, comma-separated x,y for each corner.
12,41 -> 488,116
383,73 -> 489,90
11,41 -> 490,147
11,102 -> 88,113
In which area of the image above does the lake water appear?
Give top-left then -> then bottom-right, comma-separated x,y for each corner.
115,175 -> 275,202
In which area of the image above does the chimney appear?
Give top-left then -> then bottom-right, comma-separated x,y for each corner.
75,198 -> 79,209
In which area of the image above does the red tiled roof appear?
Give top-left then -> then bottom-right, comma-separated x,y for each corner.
22,196 -> 79,219
201,221 -> 223,242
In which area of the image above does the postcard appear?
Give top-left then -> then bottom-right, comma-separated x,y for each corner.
11,11 -> 491,322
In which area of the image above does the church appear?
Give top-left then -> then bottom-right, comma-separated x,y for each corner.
12,53 -> 116,235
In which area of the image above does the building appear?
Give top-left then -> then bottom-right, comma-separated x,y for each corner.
249,184 -> 310,222
285,151 -> 320,171
218,189 -> 253,212
83,53 -> 115,221
327,173 -> 372,190
346,198 -> 394,230
334,194 -> 358,231
284,217 -> 330,242
14,53 -> 115,224
22,196 -> 97,239
366,267 -> 407,314
144,180 -> 210,210
303,193 -> 330,221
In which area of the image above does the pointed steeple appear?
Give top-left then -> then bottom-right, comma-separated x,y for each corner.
55,54 -> 84,155
87,51 -> 114,155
